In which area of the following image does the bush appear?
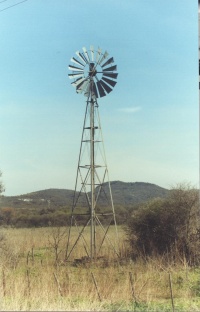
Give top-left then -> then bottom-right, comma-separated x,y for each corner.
13,211 -> 71,228
0,207 -> 15,225
126,184 -> 200,264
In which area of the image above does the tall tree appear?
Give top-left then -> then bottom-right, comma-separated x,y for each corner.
0,171 -> 4,195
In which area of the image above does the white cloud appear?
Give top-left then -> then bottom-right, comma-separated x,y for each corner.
117,106 -> 141,113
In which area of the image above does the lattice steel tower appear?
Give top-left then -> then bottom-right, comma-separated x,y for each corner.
66,46 -> 119,261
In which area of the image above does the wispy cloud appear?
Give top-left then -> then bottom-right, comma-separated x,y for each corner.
117,106 -> 141,113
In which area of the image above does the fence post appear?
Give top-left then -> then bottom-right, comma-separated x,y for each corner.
31,247 -> 34,265
169,272 -> 175,312
26,269 -> 31,296
2,269 -> 6,297
53,272 -> 63,297
26,251 -> 30,266
91,272 -> 101,302
129,272 -> 136,302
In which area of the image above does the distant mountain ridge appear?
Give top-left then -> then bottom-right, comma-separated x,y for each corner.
1,181 -> 169,209
106,181 -> 169,205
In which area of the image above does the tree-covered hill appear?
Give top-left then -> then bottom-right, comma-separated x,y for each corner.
1,181 -> 169,210
102,181 -> 169,205
0,181 -> 169,227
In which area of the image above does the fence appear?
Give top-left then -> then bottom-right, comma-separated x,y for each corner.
1,261 -> 195,312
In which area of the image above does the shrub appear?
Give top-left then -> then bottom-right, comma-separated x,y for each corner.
126,183 -> 200,264
0,207 -> 15,225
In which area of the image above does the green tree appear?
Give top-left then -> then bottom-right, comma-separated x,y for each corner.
127,183 -> 199,264
0,171 -> 5,195
0,207 -> 15,225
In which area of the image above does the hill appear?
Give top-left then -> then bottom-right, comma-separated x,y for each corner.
102,181 -> 168,206
0,181 -> 169,209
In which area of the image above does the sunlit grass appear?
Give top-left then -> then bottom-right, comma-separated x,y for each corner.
0,226 -> 200,311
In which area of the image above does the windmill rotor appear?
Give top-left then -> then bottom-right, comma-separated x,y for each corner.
68,46 -> 118,98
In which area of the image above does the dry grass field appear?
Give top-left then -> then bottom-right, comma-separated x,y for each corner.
0,226 -> 200,311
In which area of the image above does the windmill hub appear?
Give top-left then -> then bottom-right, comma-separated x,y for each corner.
89,62 -> 97,77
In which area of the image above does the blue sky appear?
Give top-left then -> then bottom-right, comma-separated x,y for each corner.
0,0 -> 198,195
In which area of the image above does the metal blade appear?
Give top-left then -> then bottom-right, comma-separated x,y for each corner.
68,73 -> 84,79
90,45 -> 94,61
81,81 -> 90,94
102,57 -> 114,68
71,57 -> 84,67
68,65 -> 84,72
99,79 -> 112,94
97,81 -> 106,97
102,76 -> 117,88
91,82 -> 98,98
102,72 -> 118,79
103,65 -> 117,72
71,77 -> 85,86
82,47 -> 90,62
77,80 -> 89,93
80,52 -> 89,64
76,79 -> 86,90
75,51 -> 87,64
98,50 -> 109,65
96,47 -> 102,63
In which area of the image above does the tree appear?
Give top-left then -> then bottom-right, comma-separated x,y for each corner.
126,183 -> 200,264
48,226 -> 68,265
0,207 -> 15,225
0,171 -> 5,195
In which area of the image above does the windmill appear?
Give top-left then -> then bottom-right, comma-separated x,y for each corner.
66,46 -> 119,262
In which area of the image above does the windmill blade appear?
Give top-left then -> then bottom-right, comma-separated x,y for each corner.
68,65 -> 84,72
82,47 -> 90,62
103,65 -> 117,72
98,50 -> 109,65
71,77 -> 85,86
81,80 -> 90,94
102,72 -> 118,79
102,76 -> 117,88
99,79 -> 112,94
71,57 -> 84,67
90,45 -> 94,61
76,79 -> 87,90
96,47 -> 102,63
97,81 -> 106,97
91,82 -> 98,98
75,51 -> 87,64
77,80 -> 89,93
68,73 -> 84,79
102,57 -> 114,68
80,52 -> 89,64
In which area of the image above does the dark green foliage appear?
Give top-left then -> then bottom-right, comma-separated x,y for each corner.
0,182 -> 169,227
0,171 -> 4,195
1,182 -> 169,210
0,208 -> 71,228
127,184 -> 200,264
100,181 -> 169,205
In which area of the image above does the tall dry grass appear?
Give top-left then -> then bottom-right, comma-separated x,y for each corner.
0,226 -> 200,311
